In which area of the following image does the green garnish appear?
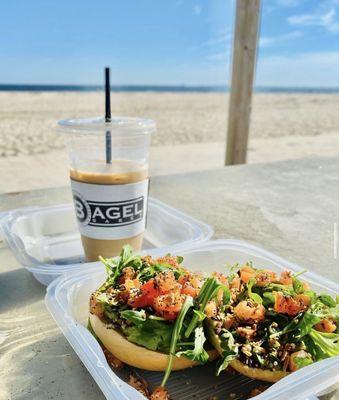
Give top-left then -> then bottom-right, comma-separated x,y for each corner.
176,326 -> 209,364
294,356 -> 313,370
247,278 -> 263,304
216,330 -> 238,375
292,276 -> 304,294
307,329 -> 339,359
184,277 -> 230,338
161,296 -> 194,387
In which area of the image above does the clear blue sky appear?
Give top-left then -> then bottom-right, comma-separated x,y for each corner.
1,0 -> 338,87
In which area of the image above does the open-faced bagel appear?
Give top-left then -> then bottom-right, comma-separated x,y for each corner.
205,319 -> 289,383
90,314 -> 218,371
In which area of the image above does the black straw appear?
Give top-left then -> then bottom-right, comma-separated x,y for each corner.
105,67 -> 112,164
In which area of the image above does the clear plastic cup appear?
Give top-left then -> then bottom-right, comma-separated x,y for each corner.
58,116 -> 155,262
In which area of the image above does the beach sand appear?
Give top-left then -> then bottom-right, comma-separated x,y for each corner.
0,91 -> 338,193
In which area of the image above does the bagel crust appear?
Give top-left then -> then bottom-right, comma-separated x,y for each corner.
90,314 -> 217,371
229,359 -> 288,383
205,319 -> 289,383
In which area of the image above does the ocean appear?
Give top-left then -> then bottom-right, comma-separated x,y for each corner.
0,84 -> 338,93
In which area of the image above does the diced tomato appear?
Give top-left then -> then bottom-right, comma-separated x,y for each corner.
129,279 -> 159,308
153,292 -> 184,320
236,326 -> 257,340
240,266 -> 276,287
212,271 -> 229,286
181,283 -> 199,298
280,271 -> 310,291
179,273 -> 203,297
223,314 -> 236,329
155,271 -> 181,294
280,270 -> 293,286
234,300 -> 266,322
274,292 -> 310,316
124,278 -> 141,292
118,267 -> 136,284
229,275 -> 241,290
240,265 -> 256,283
141,279 -> 159,297
155,255 -> 179,269
255,270 -> 276,286
314,318 -> 336,333
205,300 -> 217,318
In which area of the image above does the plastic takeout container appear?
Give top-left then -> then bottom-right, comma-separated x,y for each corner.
45,240 -> 339,400
0,198 -> 213,285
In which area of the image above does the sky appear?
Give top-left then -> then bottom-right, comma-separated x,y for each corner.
0,0 -> 338,88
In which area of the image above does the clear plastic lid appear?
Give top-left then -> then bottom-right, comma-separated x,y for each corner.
0,198 -> 213,286
58,116 -> 155,137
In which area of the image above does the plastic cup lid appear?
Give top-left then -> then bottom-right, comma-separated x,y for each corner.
58,116 -> 155,137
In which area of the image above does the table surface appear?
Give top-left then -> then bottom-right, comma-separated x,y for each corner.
0,156 -> 338,399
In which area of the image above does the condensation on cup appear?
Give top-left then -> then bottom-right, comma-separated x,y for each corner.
58,116 -> 155,262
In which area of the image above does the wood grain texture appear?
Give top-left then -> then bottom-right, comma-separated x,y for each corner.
226,0 -> 261,165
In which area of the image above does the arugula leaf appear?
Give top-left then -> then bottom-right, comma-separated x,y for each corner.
304,290 -> 317,303
136,264 -> 156,282
247,278 -> 263,304
193,309 -> 206,322
151,262 -> 185,280
308,329 -> 339,360
99,245 -> 144,287
225,263 -> 239,274
318,294 -> 336,308
120,309 -> 146,324
176,327 -> 209,364
176,256 -> 184,264
263,292 -> 275,306
216,330 -> 238,375
294,356 -> 313,370
98,257 -> 120,289
123,318 -> 173,352
329,304 -> 339,323
161,296 -> 194,387
184,278 -> 230,338
297,312 -> 321,338
292,277 -> 304,294
272,299 -> 334,339
119,246 -> 143,270
121,244 -> 133,260
149,315 -> 167,321
268,283 -> 295,296
103,306 -> 118,321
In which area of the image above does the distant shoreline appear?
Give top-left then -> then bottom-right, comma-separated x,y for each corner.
0,84 -> 339,94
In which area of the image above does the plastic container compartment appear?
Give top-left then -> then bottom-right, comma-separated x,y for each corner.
45,240 -> 339,400
0,198 -> 213,285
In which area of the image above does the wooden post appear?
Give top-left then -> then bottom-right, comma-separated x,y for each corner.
225,0 -> 261,165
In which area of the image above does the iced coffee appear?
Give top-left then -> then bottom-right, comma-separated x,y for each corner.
59,117 -> 154,262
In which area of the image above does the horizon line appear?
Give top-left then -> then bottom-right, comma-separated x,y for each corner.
0,83 -> 339,93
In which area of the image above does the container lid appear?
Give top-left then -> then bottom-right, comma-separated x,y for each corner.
58,116 -> 155,137
0,198 -> 213,285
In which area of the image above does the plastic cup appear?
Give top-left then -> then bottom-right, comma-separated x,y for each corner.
58,116 -> 155,262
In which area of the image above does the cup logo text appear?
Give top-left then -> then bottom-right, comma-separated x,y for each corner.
73,194 -> 144,228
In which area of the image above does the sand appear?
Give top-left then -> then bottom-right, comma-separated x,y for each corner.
0,91 -> 338,193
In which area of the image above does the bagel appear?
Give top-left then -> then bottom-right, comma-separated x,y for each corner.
90,314 -> 218,371
205,319 -> 289,383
